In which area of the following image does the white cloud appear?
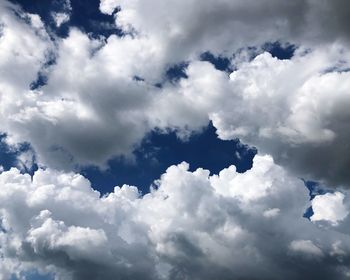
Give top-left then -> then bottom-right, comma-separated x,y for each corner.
161,45 -> 350,187
1,0 -> 350,188
51,0 -> 71,27
52,12 -> 70,27
99,0 -> 119,15
311,192 -> 349,226
0,13 -> 204,170
1,0 -> 350,279
1,155 -> 350,279
101,0 -> 350,58
0,2 -> 51,92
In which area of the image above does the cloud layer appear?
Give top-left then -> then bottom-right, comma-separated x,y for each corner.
1,155 -> 350,280
166,45 -> 350,187
0,0 -> 350,187
1,1 -> 350,278
1,0 -> 350,188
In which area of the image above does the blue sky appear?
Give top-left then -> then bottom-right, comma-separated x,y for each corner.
1,0 -> 350,279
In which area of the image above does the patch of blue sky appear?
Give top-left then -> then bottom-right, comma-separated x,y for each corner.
200,52 -> 232,72
81,123 -> 257,194
9,0 -> 122,38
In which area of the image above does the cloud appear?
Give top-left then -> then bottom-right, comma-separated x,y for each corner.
51,0 -> 71,27
2,1 -> 350,279
289,240 -> 324,258
99,0 -> 119,15
0,2 -> 51,92
1,155 -> 350,279
0,5 -> 154,169
101,0 -> 350,57
161,44 -> 350,188
16,149 -> 36,173
52,12 -> 70,27
1,0 -> 350,187
311,192 -> 349,226
0,3 -> 206,170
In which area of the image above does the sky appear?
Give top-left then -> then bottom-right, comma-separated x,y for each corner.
1,0 -> 350,279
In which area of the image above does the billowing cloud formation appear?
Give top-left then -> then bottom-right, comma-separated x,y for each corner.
0,2 -> 206,170
96,0 -> 350,188
1,155 -> 350,280
1,0 -> 350,190
101,0 -> 350,52
2,1 -> 350,279
165,45 -> 350,187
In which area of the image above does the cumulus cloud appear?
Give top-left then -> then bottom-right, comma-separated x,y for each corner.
1,155 -> 350,279
0,2 -> 51,92
0,4 -> 153,169
2,1 -> 350,279
0,2 -> 206,170
101,0 -> 350,56
99,0 -> 350,187
1,0 -> 350,188
99,0 -> 119,15
0,0 -> 186,173
160,44 -> 350,187
311,192 -> 349,226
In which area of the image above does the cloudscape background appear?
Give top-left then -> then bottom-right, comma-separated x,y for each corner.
1,0 -> 350,279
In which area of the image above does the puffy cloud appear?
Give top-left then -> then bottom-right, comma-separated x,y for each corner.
161,44 -> 350,187
2,1 -> 350,279
99,0 -> 119,15
1,155 -> 350,279
311,192 -> 349,226
0,5 -> 148,169
101,0 -> 350,57
101,0 -> 350,188
1,0 -> 350,185
0,1 -> 207,170
0,2 -> 51,94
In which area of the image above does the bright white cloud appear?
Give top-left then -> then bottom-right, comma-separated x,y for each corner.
99,0 -> 119,15
1,155 -> 350,279
311,192 -> 349,226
